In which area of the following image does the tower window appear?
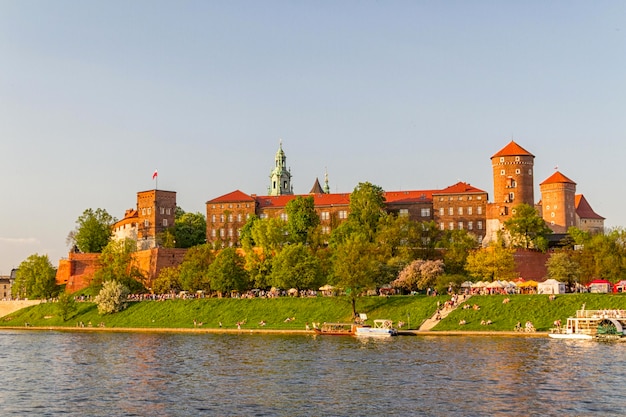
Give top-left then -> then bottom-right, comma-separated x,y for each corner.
500,157 -> 505,162
515,169 -> 520,174
515,156 -> 520,161
500,170 -> 505,175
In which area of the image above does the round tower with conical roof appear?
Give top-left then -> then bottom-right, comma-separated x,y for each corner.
484,140 -> 535,244
539,171 -> 577,234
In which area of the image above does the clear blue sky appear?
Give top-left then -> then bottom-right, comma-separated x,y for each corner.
1,1 -> 625,274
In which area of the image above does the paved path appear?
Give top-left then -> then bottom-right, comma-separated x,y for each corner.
0,300 -> 41,317
418,296 -> 471,331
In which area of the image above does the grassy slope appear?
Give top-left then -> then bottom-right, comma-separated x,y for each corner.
1,294 -> 624,332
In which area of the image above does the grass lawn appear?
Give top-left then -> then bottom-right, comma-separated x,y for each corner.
2,293 -> 624,332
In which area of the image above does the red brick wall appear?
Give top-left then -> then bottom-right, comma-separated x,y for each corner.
514,250 -> 550,281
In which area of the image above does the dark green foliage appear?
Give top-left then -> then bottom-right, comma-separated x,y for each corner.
72,208 -> 116,253
12,254 -> 58,299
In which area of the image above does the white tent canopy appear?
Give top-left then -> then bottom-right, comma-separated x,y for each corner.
538,279 -> 566,295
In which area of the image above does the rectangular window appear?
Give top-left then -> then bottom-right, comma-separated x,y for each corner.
339,210 -> 348,219
468,221 -> 473,230
477,221 -> 483,230
421,208 -> 431,217
166,208 -> 171,215
321,211 -> 330,220
160,207 -> 165,215
280,213 -> 288,221
220,214 -> 225,222
211,214 -> 216,223
228,214 -> 233,222
449,222 -> 454,230
439,207 -> 444,216
477,206 -> 482,215
399,209 -> 409,217
211,229 -> 216,237
144,220 -> 149,227
468,207 -> 473,215
458,222 -> 463,230
228,228 -> 233,237
440,222 -> 445,230
142,208 -> 146,215
322,226 -> 331,234
260,213 -> 268,219
458,207 -> 463,215
148,208 -> 151,215
163,219 -> 168,227
237,213 -> 242,222
448,207 -> 454,215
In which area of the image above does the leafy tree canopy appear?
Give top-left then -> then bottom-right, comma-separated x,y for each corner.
153,266 -> 182,294
546,251 -> 581,287
391,259 -> 445,292
208,247 -> 249,296
12,254 -> 58,299
92,239 -> 145,293
503,203 -> 552,251
465,243 -> 517,281
71,208 -> 117,253
270,243 -> 322,291
173,210 -> 207,248
285,196 -> 320,244
178,244 -> 215,292
345,182 -> 386,242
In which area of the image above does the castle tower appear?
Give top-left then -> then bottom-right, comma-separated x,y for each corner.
540,171 -> 577,234
484,140 -> 535,244
137,189 -> 176,250
268,140 -> 293,196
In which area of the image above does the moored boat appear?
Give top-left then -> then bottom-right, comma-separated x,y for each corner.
355,319 -> 398,338
313,322 -> 357,335
549,309 -> 626,341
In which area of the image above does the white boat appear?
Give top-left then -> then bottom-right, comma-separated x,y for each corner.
549,309 -> 626,340
355,319 -> 398,338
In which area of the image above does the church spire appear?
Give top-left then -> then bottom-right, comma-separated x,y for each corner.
268,139 -> 293,196
324,167 -> 330,194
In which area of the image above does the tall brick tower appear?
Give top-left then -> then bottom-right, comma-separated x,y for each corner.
137,189 -> 176,250
485,140 -> 535,244
539,171 -> 577,234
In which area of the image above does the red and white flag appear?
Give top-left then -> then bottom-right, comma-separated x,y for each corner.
152,169 -> 158,180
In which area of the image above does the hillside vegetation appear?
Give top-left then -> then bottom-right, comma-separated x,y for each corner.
1,293 -> 624,332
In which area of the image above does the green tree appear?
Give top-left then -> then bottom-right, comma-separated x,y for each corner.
346,182 -> 386,242
332,235 -> 380,317
244,249 -> 273,289
56,291 -> 78,321
92,239 -> 145,293
174,210 -> 207,248
12,254 -> 58,299
546,251 -> 581,288
438,229 -> 479,274
152,266 -> 182,294
94,280 -> 129,314
573,228 -> 626,283
465,243 -> 517,281
270,243 -> 322,292
503,203 -> 552,251
178,244 -> 215,291
251,217 -> 288,252
70,208 -> 117,253
208,247 -> 249,297
285,196 -> 320,244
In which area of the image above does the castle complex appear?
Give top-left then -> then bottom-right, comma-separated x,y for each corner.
207,140 -> 604,248
57,139 -> 605,292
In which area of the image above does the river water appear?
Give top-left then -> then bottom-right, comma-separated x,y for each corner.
0,331 -> 624,416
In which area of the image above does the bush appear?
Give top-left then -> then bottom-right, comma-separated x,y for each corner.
94,280 -> 129,315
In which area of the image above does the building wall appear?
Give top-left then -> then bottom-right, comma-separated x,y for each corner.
432,192 -> 488,242
57,248 -> 188,293
206,200 -> 256,247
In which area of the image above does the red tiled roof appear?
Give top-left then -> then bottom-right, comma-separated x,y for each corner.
575,194 -> 605,220
491,140 -> 534,158
384,190 -> 435,204
256,193 -> 351,209
540,171 -> 577,186
433,181 -> 487,195
206,190 -> 255,204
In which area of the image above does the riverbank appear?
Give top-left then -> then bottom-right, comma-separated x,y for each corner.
1,293 -> 624,332
0,325 -> 550,338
